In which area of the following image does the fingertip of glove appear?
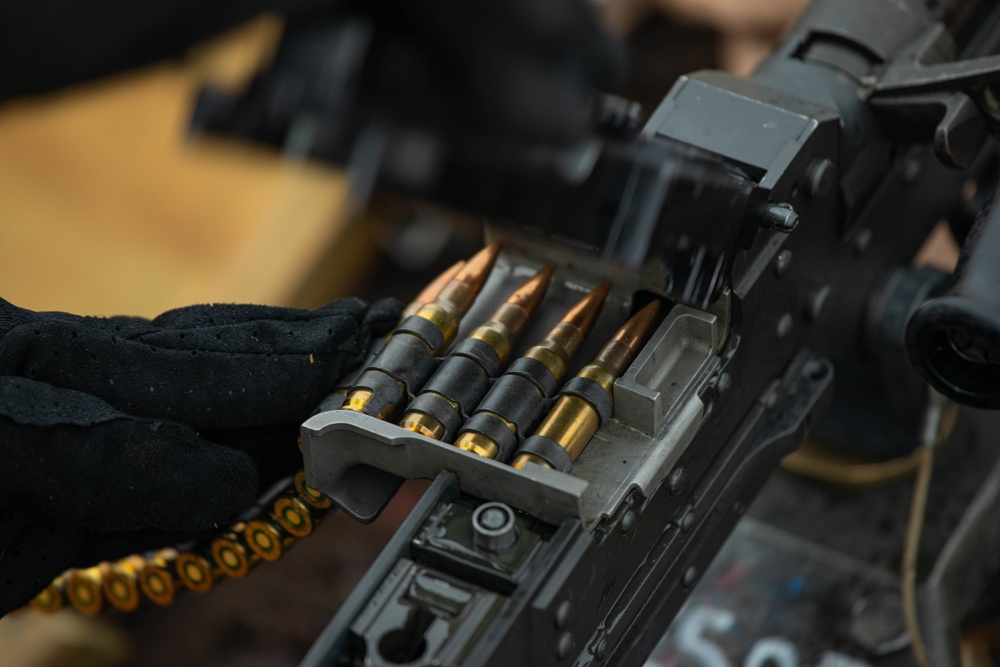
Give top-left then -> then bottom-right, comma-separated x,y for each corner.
152,441 -> 259,533
365,298 -> 404,334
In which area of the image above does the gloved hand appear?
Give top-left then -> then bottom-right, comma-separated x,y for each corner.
336,0 -> 626,145
0,295 -> 400,616
2,0 -> 624,148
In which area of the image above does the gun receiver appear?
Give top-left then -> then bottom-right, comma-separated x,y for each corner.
188,0 -> 1000,664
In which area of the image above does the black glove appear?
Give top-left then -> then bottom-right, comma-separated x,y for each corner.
2,0 -> 624,147
0,295 -> 400,616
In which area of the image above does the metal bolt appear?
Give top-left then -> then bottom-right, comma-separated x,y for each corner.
806,159 -> 835,198
472,502 -> 517,552
760,203 -> 800,232
683,566 -> 698,588
668,468 -> 686,495
776,313 -> 794,339
556,632 -> 574,660
680,510 -> 695,532
808,286 -> 831,322
716,372 -> 732,396
848,591 -> 910,656
593,636 -> 609,660
555,600 -> 573,629
619,510 -> 637,535
775,250 -> 793,276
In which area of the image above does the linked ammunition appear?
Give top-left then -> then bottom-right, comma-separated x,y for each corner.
244,519 -> 294,561
176,551 -> 219,594
512,301 -> 660,471
243,517 -> 295,560
139,549 -> 181,606
103,556 -> 145,612
66,565 -> 108,616
295,470 -> 333,509
274,496 -> 317,537
401,265 -> 554,441
319,262 -> 466,412
211,526 -> 257,579
30,576 -> 65,613
342,243 -> 501,421
455,283 -> 610,460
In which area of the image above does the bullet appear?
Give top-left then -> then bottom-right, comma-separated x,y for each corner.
139,549 -> 181,606
211,525 -> 257,579
294,470 -> 334,509
30,576 -> 65,614
176,551 -> 219,594
512,301 -> 660,471
103,556 -> 146,613
455,283 -> 610,460
402,261 -> 466,320
318,262 -> 468,412
66,565 -> 108,616
342,243 -> 501,421
401,265 -> 554,441
244,519 -> 294,561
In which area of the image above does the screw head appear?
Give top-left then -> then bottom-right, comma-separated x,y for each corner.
619,510 -> 637,535
807,159 -> 835,198
593,636 -> 609,660
776,313 -> 794,339
555,600 -> 573,629
556,632 -> 574,660
716,372 -> 732,396
761,203 -> 800,232
668,468 -> 686,495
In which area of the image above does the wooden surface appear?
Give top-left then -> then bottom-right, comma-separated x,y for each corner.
0,18 -> 373,319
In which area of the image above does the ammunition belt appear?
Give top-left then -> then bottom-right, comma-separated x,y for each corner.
26,465 -> 331,616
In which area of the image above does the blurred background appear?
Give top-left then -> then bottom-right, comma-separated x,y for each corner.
0,0 -> 962,665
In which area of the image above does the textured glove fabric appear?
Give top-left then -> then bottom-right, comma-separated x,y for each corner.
0,296 -> 400,616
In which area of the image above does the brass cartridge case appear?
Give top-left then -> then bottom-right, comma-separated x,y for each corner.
103,556 -> 146,612
30,576 -> 65,614
139,550 -> 181,606
401,265 -> 553,442
343,243 -> 500,421
512,301 -> 660,471
455,283 -> 610,461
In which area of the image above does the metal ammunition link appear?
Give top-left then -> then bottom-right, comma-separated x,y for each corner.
24,466 -> 334,616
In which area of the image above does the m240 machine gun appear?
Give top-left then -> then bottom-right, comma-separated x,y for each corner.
188,0 -> 1000,665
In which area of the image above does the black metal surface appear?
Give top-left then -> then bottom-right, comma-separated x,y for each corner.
299,472 -> 459,667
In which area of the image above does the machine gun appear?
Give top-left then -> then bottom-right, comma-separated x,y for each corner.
178,0 -> 1000,664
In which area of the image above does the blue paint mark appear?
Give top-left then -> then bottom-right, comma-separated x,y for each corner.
786,576 -> 805,598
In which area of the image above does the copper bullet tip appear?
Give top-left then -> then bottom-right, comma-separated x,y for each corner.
597,300 -> 661,376
562,282 -> 610,336
403,261 -> 465,318
614,301 -> 661,349
454,241 -> 502,292
507,264 -> 555,315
